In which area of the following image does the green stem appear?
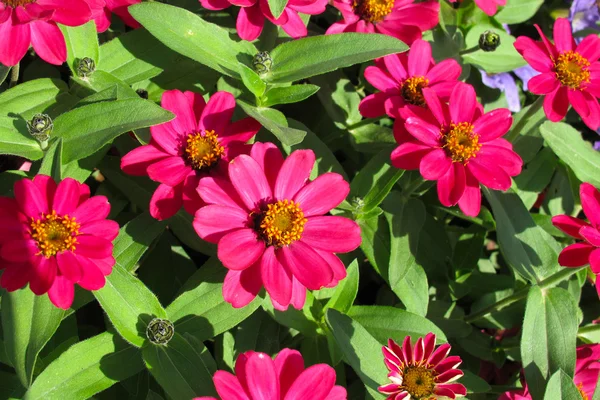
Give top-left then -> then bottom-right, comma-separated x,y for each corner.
9,62 -> 19,88
505,96 -> 544,142
346,116 -> 385,131
400,176 -> 426,199
464,267 -> 582,323
459,45 -> 480,56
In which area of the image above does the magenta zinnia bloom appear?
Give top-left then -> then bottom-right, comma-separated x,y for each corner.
448,0 -> 506,16
514,18 -> 600,130
391,82 -> 522,217
193,142 -> 361,310
379,333 -> 467,399
194,349 -> 347,400
121,90 -> 261,221
359,39 -> 461,119
85,0 -> 141,33
199,0 -> 326,41
326,0 -> 439,45
0,175 -> 117,309
0,0 -> 92,66
552,182 -> 600,297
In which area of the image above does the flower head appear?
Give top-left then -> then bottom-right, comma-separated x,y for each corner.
194,349 -> 347,400
86,0 -> 141,33
379,333 -> 467,399
391,82 -> 522,217
359,39 -> 462,119
193,142 -> 361,310
514,18 -> 600,130
199,0 -> 326,41
0,0 -> 92,66
447,0 -> 506,16
569,0 -> 600,34
326,0 -> 439,45
121,90 -> 261,221
0,175 -> 117,309
552,182 -> 600,297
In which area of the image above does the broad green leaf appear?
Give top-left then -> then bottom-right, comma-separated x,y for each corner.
312,72 -> 361,129
70,71 -> 139,99
324,259 -> 359,314
358,214 -> 390,279
263,291 -> 322,338
24,332 -> 143,400
325,309 -> 386,397
514,147 -> 558,209
540,121 -> 600,188
94,263 -> 168,348
234,309 -> 284,355
543,370 -> 583,400
238,63 -> 266,98
261,84 -> 320,107
495,0 -> 544,24
129,2 -> 256,79
0,370 -> 20,399
54,98 -> 173,163
167,259 -> 263,341
461,370 -> 492,394
350,148 -> 394,200
0,78 -> 76,119
1,289 -> 65,387
169,211 -> 216,256
521,286 -> 578,400
267,33 -> 407,83
238,99 -> 306,145
59,21 -> 99,76
347,306 -> 446,344
509,99 -> 545,163
462,25 -> 526,73
142,333 -> 217,399
267,0 -> 288,18
38,138 -> 62,181
0,116 -> 43,160
363,169 -> 404,214
483,188 -> 560,282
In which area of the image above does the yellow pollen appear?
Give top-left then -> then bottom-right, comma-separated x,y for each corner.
184,130 -> 224,171
577,383 -> 589,400
554,51 -> 591,90
30,210 -> 80,258
258,200 -> 307,247
1,0 -> 35,7
353,0 -> 394,22
401,76 -> 429,106
442,122 -> 481,164
401,366 -> 437,399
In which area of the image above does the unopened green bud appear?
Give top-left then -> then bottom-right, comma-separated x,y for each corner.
27,113 -> 53,146
479,30 -> 501,52
253,51 -> 273,75
147,318 -> 174,345
77,57 -> 96,78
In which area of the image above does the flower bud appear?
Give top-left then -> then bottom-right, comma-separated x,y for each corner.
27,113 -> 53,144
136,89 -> 149,99
77,57 -> 96,78
253,51 -> 273,75
146,318 -> 174,345
479,30 -> 501,52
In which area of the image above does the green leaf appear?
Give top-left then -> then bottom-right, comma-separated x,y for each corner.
59,21 -> 99,76
540,121 -> 600,188
324,259 -> 359,314
169,211 -> 216,256
263,291 -> 322,338
358,214 -> 390,279
0,117 -> 43,160
363,169 -> 404,214
347,306 -> 446,344
166,259 -> 263,341
261,84 -> 320,107
142,333 -> 217,399
128,2 -> 256,79
483,188 -> 561,282
24,332 -> 144,400
351,148 -> 394,200
0,78 -> 75,119
267,33 -> 407,83
514,147 -> 558,209
461,370 -> 492,394
38,138 -> 63,181
495,0 -> 544,24
238,99 -> 306,145
325,309 -> 387,397
1,289 -> 65,387
0,64 -> 10,86
267,0 -> 288,18
238,63 -> 266,98
54,98 -> 173,163
521,286 -> 579,400
70,71 -> 139,99
462,25 -> 526,73
543,370 -> 583,400
94,263 -> 168,347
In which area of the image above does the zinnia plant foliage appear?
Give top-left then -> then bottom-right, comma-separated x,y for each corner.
2,0 -> 600,400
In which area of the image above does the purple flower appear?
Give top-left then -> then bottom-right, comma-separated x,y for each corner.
479,65 -> 539,113
569,0 -> 600,33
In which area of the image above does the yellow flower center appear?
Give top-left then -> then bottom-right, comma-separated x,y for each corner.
353,0 -> 394,22
258,200 -> 307,247
577,383 -> 589,400
554,51 -> 591,90
401,76 -> 429,106
30,211 -> 80,258
402,366 -> 436,399
184,130 -> 224,171
1,0 -> 35,7
442,122 -> 481,163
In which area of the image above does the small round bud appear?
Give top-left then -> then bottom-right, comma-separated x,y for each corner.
146,318 -> 174,345
479,30 -> 501,52
77,57 -> 96,78
27,113 -> 53,144
136,89 -> 149,99
253,51 -> 273,75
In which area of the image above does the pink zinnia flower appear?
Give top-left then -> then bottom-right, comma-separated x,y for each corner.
448,0 -> 506,16
0,175 -> 117,309
121,90 -> 261,221
193,142 -> 361,310
199,0 -> 327,41
326,0 -> 439,45
359,39 -> 462,119
194,349 -> 347,400
551,182 -> 600,297
391,82 -> 522,217
0,0 -> 92,66
86,0 -> 141,33
500,344 -> 600,400
379,333 -> 467,399
514,18 -> 600,130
